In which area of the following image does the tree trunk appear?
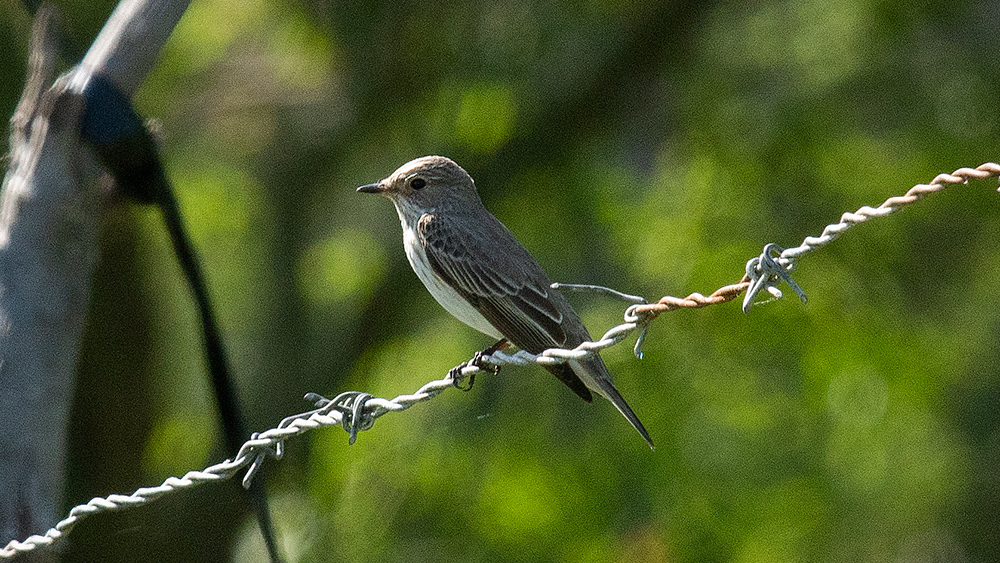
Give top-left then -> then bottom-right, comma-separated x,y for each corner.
0,0 -> 190,551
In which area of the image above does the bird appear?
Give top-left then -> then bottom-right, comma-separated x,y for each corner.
357,155 -> 653,448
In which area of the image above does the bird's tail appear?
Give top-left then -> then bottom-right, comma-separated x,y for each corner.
570,357 -> 654,449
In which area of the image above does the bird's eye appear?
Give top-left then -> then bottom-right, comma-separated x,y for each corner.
410,178 -> 426,190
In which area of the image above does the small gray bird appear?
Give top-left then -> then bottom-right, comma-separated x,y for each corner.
358,156 -> 652,448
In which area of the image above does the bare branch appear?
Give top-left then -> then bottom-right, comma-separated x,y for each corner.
74,0 -> 191,97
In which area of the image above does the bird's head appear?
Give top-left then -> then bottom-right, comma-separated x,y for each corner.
356,155 -> 480,214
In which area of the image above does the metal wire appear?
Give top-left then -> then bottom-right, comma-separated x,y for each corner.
0,375 -> 465,558
3,162 -> 998,559
741,162 -> 1000,311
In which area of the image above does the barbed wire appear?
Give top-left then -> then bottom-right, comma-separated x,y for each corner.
740,162 -> 1000,312
2,162 -> 998,559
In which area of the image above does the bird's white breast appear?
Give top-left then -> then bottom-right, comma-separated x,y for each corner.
400,213 -> 503,340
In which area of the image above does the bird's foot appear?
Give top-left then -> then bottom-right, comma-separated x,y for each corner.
448,361 -> 475,391
448,341 -> 506,391
469,349 -> 500,376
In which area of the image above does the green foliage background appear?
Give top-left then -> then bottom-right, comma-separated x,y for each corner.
1,0 -> 998,561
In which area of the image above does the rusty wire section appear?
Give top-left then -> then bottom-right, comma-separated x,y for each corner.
634,279 -> 751,318
3,162 -> 999,559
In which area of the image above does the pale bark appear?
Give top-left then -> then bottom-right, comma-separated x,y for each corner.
0,0 -> 190,550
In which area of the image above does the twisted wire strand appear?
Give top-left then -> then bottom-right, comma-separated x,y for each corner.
780,163 -> 1000,265
3,162 -> 998,559
0,374 -> 463,558
740,162 -> 1000,311
1,291 -> 656,558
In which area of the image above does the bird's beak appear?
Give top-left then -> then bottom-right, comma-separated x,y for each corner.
356,182 -> 384,194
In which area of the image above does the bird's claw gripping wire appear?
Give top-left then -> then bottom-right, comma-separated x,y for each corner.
448,351 -> 497,391
742,243 -> 808,314
471,350 -> 501,376
448,340 -> 508,391
447,361 -> 476,390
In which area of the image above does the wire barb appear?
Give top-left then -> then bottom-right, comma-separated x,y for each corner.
551,282 -> 648,304
552,282 -> 651,358
742,243 -> 807,314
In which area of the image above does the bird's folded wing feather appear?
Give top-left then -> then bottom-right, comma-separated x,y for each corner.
417,212 -> 567,354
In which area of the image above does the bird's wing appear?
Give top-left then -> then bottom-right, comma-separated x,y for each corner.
417,211 -> 568,354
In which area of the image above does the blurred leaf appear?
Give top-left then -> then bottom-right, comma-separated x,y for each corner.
297,228 -> 387,311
